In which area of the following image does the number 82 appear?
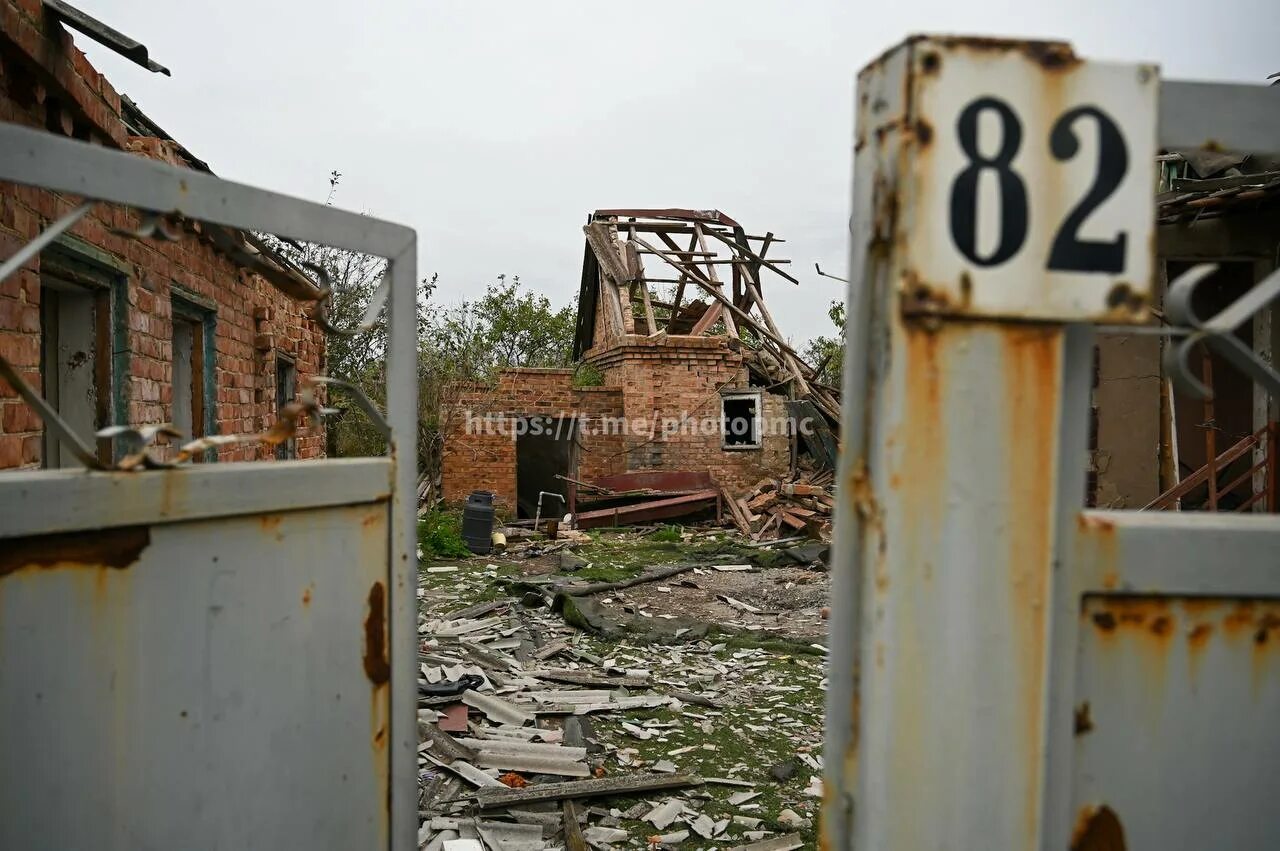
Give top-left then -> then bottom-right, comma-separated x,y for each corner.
947,97 -> 1129,275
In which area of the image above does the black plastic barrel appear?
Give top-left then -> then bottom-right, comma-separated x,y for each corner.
461,490 -> 495,554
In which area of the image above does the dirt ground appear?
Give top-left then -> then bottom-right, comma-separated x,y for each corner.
499,527 -> 831,644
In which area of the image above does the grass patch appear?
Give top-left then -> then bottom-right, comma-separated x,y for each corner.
647,524 -> 683,542
418,509 -> 472,559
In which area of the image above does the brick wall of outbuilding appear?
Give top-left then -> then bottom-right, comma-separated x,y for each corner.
0,2 -> 324,468
585,335 -> 790,492
440,368 -> 626,509
440,335 -> 792,508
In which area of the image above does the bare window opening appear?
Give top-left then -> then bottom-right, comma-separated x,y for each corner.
171,295 -> 213,450
722,393 -> 761,450
275,354 -> 297,460
172,319 -> 195,439
40,277 -> 109,468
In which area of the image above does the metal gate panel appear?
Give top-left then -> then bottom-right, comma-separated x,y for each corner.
1072,595 -> 1280,848
0,484 -> 390,849
0,121 -> 419,850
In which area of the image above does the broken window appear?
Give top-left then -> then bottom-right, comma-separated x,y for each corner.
171,293 -> 214,448
275,354 -> 297,460
722,392 -> 761,450
39,256 -> 121,467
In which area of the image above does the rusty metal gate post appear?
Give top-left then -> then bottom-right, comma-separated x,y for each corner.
825,36 -> 1280,851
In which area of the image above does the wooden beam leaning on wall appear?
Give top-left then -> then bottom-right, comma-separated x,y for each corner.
582,222 -> 630,338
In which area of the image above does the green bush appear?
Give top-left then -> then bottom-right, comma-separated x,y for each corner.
419,510 -> 472,559
648,524 -> 683,543
573,363 -> 604,387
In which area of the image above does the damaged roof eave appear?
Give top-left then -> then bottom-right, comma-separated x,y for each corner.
43,0 -> 171,75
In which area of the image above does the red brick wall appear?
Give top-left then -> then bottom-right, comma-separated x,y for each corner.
440,368 -> 625,508
440,336 -> 793,508
586,335 -> 790,492
0,6 -> 323,469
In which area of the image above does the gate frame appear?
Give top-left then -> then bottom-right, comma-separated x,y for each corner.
824,37 -> 1280,851
0,122 -> 420,850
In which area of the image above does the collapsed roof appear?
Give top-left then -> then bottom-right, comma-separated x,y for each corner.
573,209 -> 841,426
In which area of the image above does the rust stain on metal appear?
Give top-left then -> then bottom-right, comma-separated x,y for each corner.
848,455 -> 888,593
0,526 -> 150,578
1186,620 -> 1214,681
302,584 -> 313,608
1087,597 -> 1175,638
1104,283 -> 1146,316
1223,601 -> 1259,638
158,468 -> 187,517
932,36 -> 1080,72
997,324 -> 1059,843
914,118 -> 933,146
1073,701 -> 1094,736
920,49 -> 941,75
900,270 -> 975,318
1187,621 -> 1214,649
1070,804 -> 1126,851
363,581 -> 390,685
1256,612 -> 1280,646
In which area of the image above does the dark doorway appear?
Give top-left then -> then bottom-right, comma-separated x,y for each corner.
515,417 -> 576,519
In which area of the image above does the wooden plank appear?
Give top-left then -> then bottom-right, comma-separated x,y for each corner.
751,513 -> 782,542
777,510 -> 806,530
563,800 -> 588,851
472,774 -> 703,809
582,222 -> 630,336
694,222 -> 736,336
728,834 -> 805,851
573,490 -> 719,529
719,486 -> 752,535
703,227 -> 799,284
658,230 -> 702,320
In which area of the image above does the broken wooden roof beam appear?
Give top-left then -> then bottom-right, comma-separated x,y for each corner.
471,773 -> 704,809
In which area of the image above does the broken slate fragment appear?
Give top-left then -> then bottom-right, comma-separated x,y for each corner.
560,551 -> 589,572
581,826 -> 629,845
777,808 -> 812,829
690,813 -> 717,838
643,799 -> 682,830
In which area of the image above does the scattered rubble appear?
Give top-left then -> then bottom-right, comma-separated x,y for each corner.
722,472 -> 836,543
417,527 -> 827,850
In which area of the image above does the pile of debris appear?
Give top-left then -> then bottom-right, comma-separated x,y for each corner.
415,588 -> 814,851
721,472 -> 836,542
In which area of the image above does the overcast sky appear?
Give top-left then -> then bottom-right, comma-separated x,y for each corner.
75,0 -> 1277,347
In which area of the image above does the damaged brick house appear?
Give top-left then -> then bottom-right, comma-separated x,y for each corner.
441,209 -> 840,520
0,1 -> 324,469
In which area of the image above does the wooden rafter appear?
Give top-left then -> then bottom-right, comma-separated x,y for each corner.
580,210 -> 839,425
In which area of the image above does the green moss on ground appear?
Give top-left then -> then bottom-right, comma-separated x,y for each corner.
576,636 -> 826,847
